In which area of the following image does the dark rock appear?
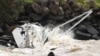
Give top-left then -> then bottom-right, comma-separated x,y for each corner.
74,22 -> 100,40
61,1 -> 68,11
0,27 -> 4,34
46,0 -> 58,8
24,3 -> 32,15
49,4 -> 60,15
36,0 -> 48,7
64,10 -> 72,20
85,23 -> 99,35
92,35 -> 100,40
31,2 -> 42,14
42,7 -> 49,16
28,13 -> 42,21
48,52 -> 55,56
74,30 -> 92,40
50,48 -> 57,50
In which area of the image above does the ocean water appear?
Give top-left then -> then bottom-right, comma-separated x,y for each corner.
0,29 -> 100,56
0,21 -> 100,56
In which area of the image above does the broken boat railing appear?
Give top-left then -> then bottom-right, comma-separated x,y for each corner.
56,10 -> 92,30
42,10 -> 93,46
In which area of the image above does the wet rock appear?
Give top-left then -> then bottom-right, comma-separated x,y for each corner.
85,24 -> 99,35
92,35 -> 100,40
74,30 -> 92,40
74,22 -> 100,40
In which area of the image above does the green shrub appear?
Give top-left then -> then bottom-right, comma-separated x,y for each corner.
74,0 -> 100,9
24,0 -> 36,3
94,0 -> 100,8
0,0 -> 24,25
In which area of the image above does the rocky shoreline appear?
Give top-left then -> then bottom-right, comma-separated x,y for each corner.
0,0 -> 100,47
